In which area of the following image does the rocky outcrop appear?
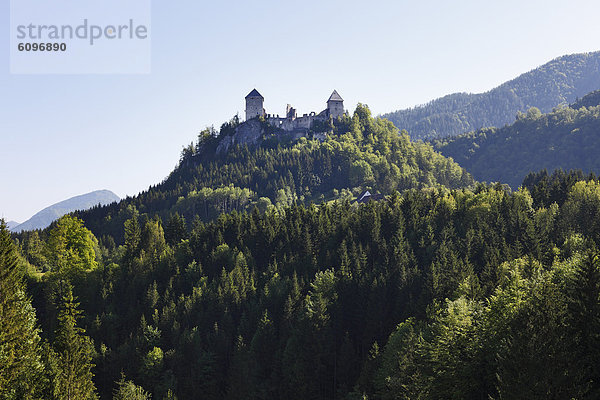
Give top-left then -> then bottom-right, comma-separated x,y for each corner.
215,119 -> 328,154
216,119 -> 263,154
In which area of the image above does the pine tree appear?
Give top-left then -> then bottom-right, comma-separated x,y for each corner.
165,213 -> 187,246
566,250 -> 600,397
52,283 -> 97,400
0,220 -> 45,399
123,215 -> 142,269
225,336 -> 251,400
113,373 -> 151,400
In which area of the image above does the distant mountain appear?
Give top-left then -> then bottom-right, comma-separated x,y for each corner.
11,190 -> 120,232
5,221 -> 20,230
382,51 -> 600,140
431,90 -> 600,189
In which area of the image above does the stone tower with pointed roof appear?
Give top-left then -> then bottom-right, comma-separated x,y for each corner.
327,90 -> 344,119
245,89 -> 265,121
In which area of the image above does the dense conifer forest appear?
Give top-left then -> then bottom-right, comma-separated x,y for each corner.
3,104 -> 600,399
432,90 -> 600,189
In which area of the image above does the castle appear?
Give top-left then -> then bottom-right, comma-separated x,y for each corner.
245,89 -> 345,132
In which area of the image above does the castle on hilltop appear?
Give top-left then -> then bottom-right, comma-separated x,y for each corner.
245,89 -> 345,132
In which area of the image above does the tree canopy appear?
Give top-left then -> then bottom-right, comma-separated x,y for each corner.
11,170 -> 600,398
433,98 -> 600,188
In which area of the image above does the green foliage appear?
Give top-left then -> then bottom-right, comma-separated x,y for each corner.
571,89 -> 600,109
14,173 -> 600,398
173,185 -> 256,221
433,99 -> 600,188
561,180 -> 600,242
139,347 -> 164,389
564,251 -> 600,397
19,230 -> 47,270
349,159 -> 375,186
310,117 -> 334,133
374,251 -> 600,399
51,284 -> 97,400
113,374 -> 152,400
0,220 -> 45,399
45,215 -> 98,275
305,269 -> 337,329
164,214 -> 187,246
375,319 -> 422,399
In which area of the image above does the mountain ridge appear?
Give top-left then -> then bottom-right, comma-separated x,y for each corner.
12,189 -> 120,232
5,220 -> 20,230
382,51 -> 600,140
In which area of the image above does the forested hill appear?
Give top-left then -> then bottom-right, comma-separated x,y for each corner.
571,88 -> 600,109
382,51 -> 600,140
9,171 -> 600,399
74,104 -> 474,242
8,101 -> 600,400
431,90 -> 600,188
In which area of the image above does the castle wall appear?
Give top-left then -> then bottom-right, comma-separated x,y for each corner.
250,89 -> 342,130
266,117 -> 293,131
266,112 -> 328,132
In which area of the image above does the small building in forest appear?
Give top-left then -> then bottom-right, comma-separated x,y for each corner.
356,190 -> 384,204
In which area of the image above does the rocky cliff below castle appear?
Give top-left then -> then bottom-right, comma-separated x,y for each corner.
215,118 -> 327,154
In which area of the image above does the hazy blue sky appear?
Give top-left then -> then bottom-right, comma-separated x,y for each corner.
2,0 -> 600,222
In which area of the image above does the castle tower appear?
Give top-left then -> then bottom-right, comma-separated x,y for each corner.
327,90 -> 344,119
245,89 -> 265,121
286,104 -> 297,119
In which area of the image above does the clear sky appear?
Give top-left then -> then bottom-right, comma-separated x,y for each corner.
2,0 -> 600,222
